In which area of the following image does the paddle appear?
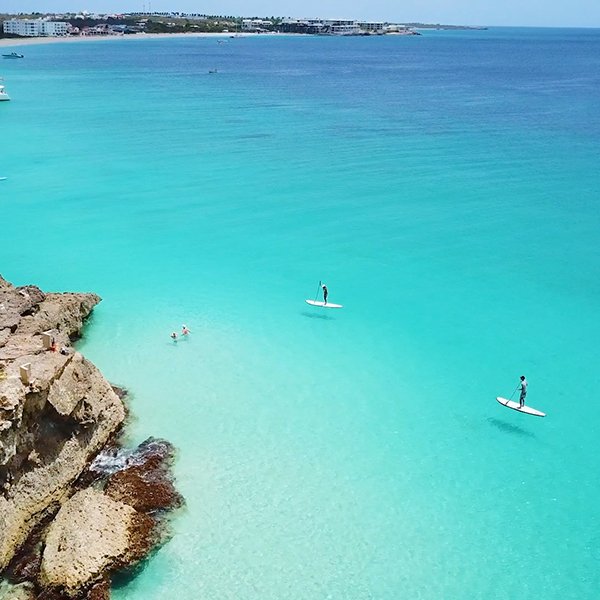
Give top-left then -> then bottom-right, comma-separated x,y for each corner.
313,280 -> 321,303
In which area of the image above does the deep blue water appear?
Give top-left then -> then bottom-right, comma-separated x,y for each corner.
1,28 -> 600,599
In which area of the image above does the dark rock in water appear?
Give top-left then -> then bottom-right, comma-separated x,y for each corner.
4,515 -> 49,584
105,438 -> 183,513
110,385 -> 128,400
36,577 -> 111,600
6,544 -> 42,585
87,577 -> 111,600
125,511 -> 158,563
36,588 -> 67,600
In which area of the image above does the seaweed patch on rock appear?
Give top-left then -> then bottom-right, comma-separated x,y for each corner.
104,438 -> 183,514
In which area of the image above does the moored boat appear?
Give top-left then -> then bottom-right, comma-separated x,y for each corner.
0,84 -> 10,101
2,52 -> 24,59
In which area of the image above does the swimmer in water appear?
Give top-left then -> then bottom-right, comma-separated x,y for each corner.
182,325 -> 190,335
170,332 -> 178,342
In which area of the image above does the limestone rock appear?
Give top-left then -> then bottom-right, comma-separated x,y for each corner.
41,489 -> 134,593
0,276 -> 181,599
0,277 -> 125,572
47,353 -> 109,421
16,292 -> 100,340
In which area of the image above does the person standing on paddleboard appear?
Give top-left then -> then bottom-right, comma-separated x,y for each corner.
519,375 -> 528,408
322,283 -> 328,305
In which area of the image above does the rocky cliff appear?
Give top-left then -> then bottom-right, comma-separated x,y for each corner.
0,276 -> 181,599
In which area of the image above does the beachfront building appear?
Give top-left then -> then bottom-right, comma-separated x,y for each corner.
3,19 -> 69,37
279,18 -> 326,34
279,18 -> 362,35
323,19 -> 361,35
358,21 -> 385,34
242,19 -> 274,32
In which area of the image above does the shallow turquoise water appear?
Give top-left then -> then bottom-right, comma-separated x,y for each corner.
1,29 -> 600,598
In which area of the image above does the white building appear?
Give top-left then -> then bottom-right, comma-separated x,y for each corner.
42,21 -> 69,36
3,19 -> 69,37
242,19 -> 273,31
322,19 -> 361,35
358,21 -> 385,33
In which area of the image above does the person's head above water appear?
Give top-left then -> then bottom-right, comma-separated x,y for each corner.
520,375 -> 526,380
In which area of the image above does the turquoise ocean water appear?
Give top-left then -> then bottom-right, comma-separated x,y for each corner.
1,28 -> 600,598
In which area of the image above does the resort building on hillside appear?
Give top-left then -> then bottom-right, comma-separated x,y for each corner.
3,19 -> 69,37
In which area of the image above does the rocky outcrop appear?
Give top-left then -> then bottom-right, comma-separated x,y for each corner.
0,277 -> 126,573
0,278 -> 125,569
0,276 -> 182,599
40,488 -> 152,595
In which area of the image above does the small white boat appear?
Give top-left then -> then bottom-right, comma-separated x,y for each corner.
2,52 -> 24,59
0,85 -> 10,102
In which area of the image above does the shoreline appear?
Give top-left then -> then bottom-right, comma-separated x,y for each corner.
0,31 -> 259,49
0,30 -> 426,49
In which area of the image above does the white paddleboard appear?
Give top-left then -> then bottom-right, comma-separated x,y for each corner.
305,300 -> 343,309
0,177 -> 7,181
496,397 -> 546,417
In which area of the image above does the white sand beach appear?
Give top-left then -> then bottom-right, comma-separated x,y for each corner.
0,32 -> 260,49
